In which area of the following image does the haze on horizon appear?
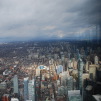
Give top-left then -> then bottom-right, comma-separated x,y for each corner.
0,0 -> 101,42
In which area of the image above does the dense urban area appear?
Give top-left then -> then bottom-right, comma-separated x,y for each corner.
0,40 -> 101,101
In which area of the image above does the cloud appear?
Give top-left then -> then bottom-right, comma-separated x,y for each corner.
42,26 -> 56,30
0,0 -> 100,41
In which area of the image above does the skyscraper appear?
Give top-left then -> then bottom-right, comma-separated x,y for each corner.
94,56 -> 99,65
78,58 -> 84,90
13,75 -> 19,94
67,76 -> 73,90
28,79 -> 35,101
24,77 -> 29,101
89,65 -> 96,81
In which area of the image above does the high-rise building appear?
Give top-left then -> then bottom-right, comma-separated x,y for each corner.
56,65 -> 63,74
0,82 -> 7,90
73,79 -> 77,90
54,54 -> 58,60
61,54 -> 65,61
68,60 -> 72,68
36,69 -> 40,76
85,61 -> 89,72
13,75 -> 19,94
78,58 -> 84,90
76,49 -> 80,59
68,53 -> 71,59
94,56 -> 99,65
24,77 -> 29,101
72,58 -> 77,69
68,90 -> 82,101
89,65 -> 96,81
67,76 -> 73,90
28,79 -> 35,101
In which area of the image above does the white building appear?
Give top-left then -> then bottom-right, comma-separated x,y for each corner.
11,98 -> 19,101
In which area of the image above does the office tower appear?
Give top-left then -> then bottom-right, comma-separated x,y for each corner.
61,77 -> 67,86
89,65 -> 96,81
24,77 -> 29,101
68,53 -> 71,59
42,75 -> 45,81
78,58 -> 84,90
58,86 -> 66,96
68,90 -> 82,101
58,59 -> 62,65
56,65 -> 63,74
94,56 -> 99,65
80,47 -> 85,56
13,75 -> 19,94
49,59 -> 53,65
28,79 -> 35,101
57,80 -> 61,86
36,69 -> 40,76
73,79 -> 77,90
68,60 -> 72,68
85,61 -> 89,72
61,54 -> 65,61
76,49 -> 80,59
71,61 -> 73,68
72,58 -> 77,69
54,54 -> 58,60
82,73 -> 89,83
0,82 -> 7,90
67,76 -> 73,90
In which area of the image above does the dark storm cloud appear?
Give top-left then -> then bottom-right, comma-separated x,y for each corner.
80,0 -> 101,25
67,0 -> 101,39
81,0 -> 101,38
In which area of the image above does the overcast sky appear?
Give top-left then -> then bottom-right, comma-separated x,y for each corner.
0,0 -> 101,41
